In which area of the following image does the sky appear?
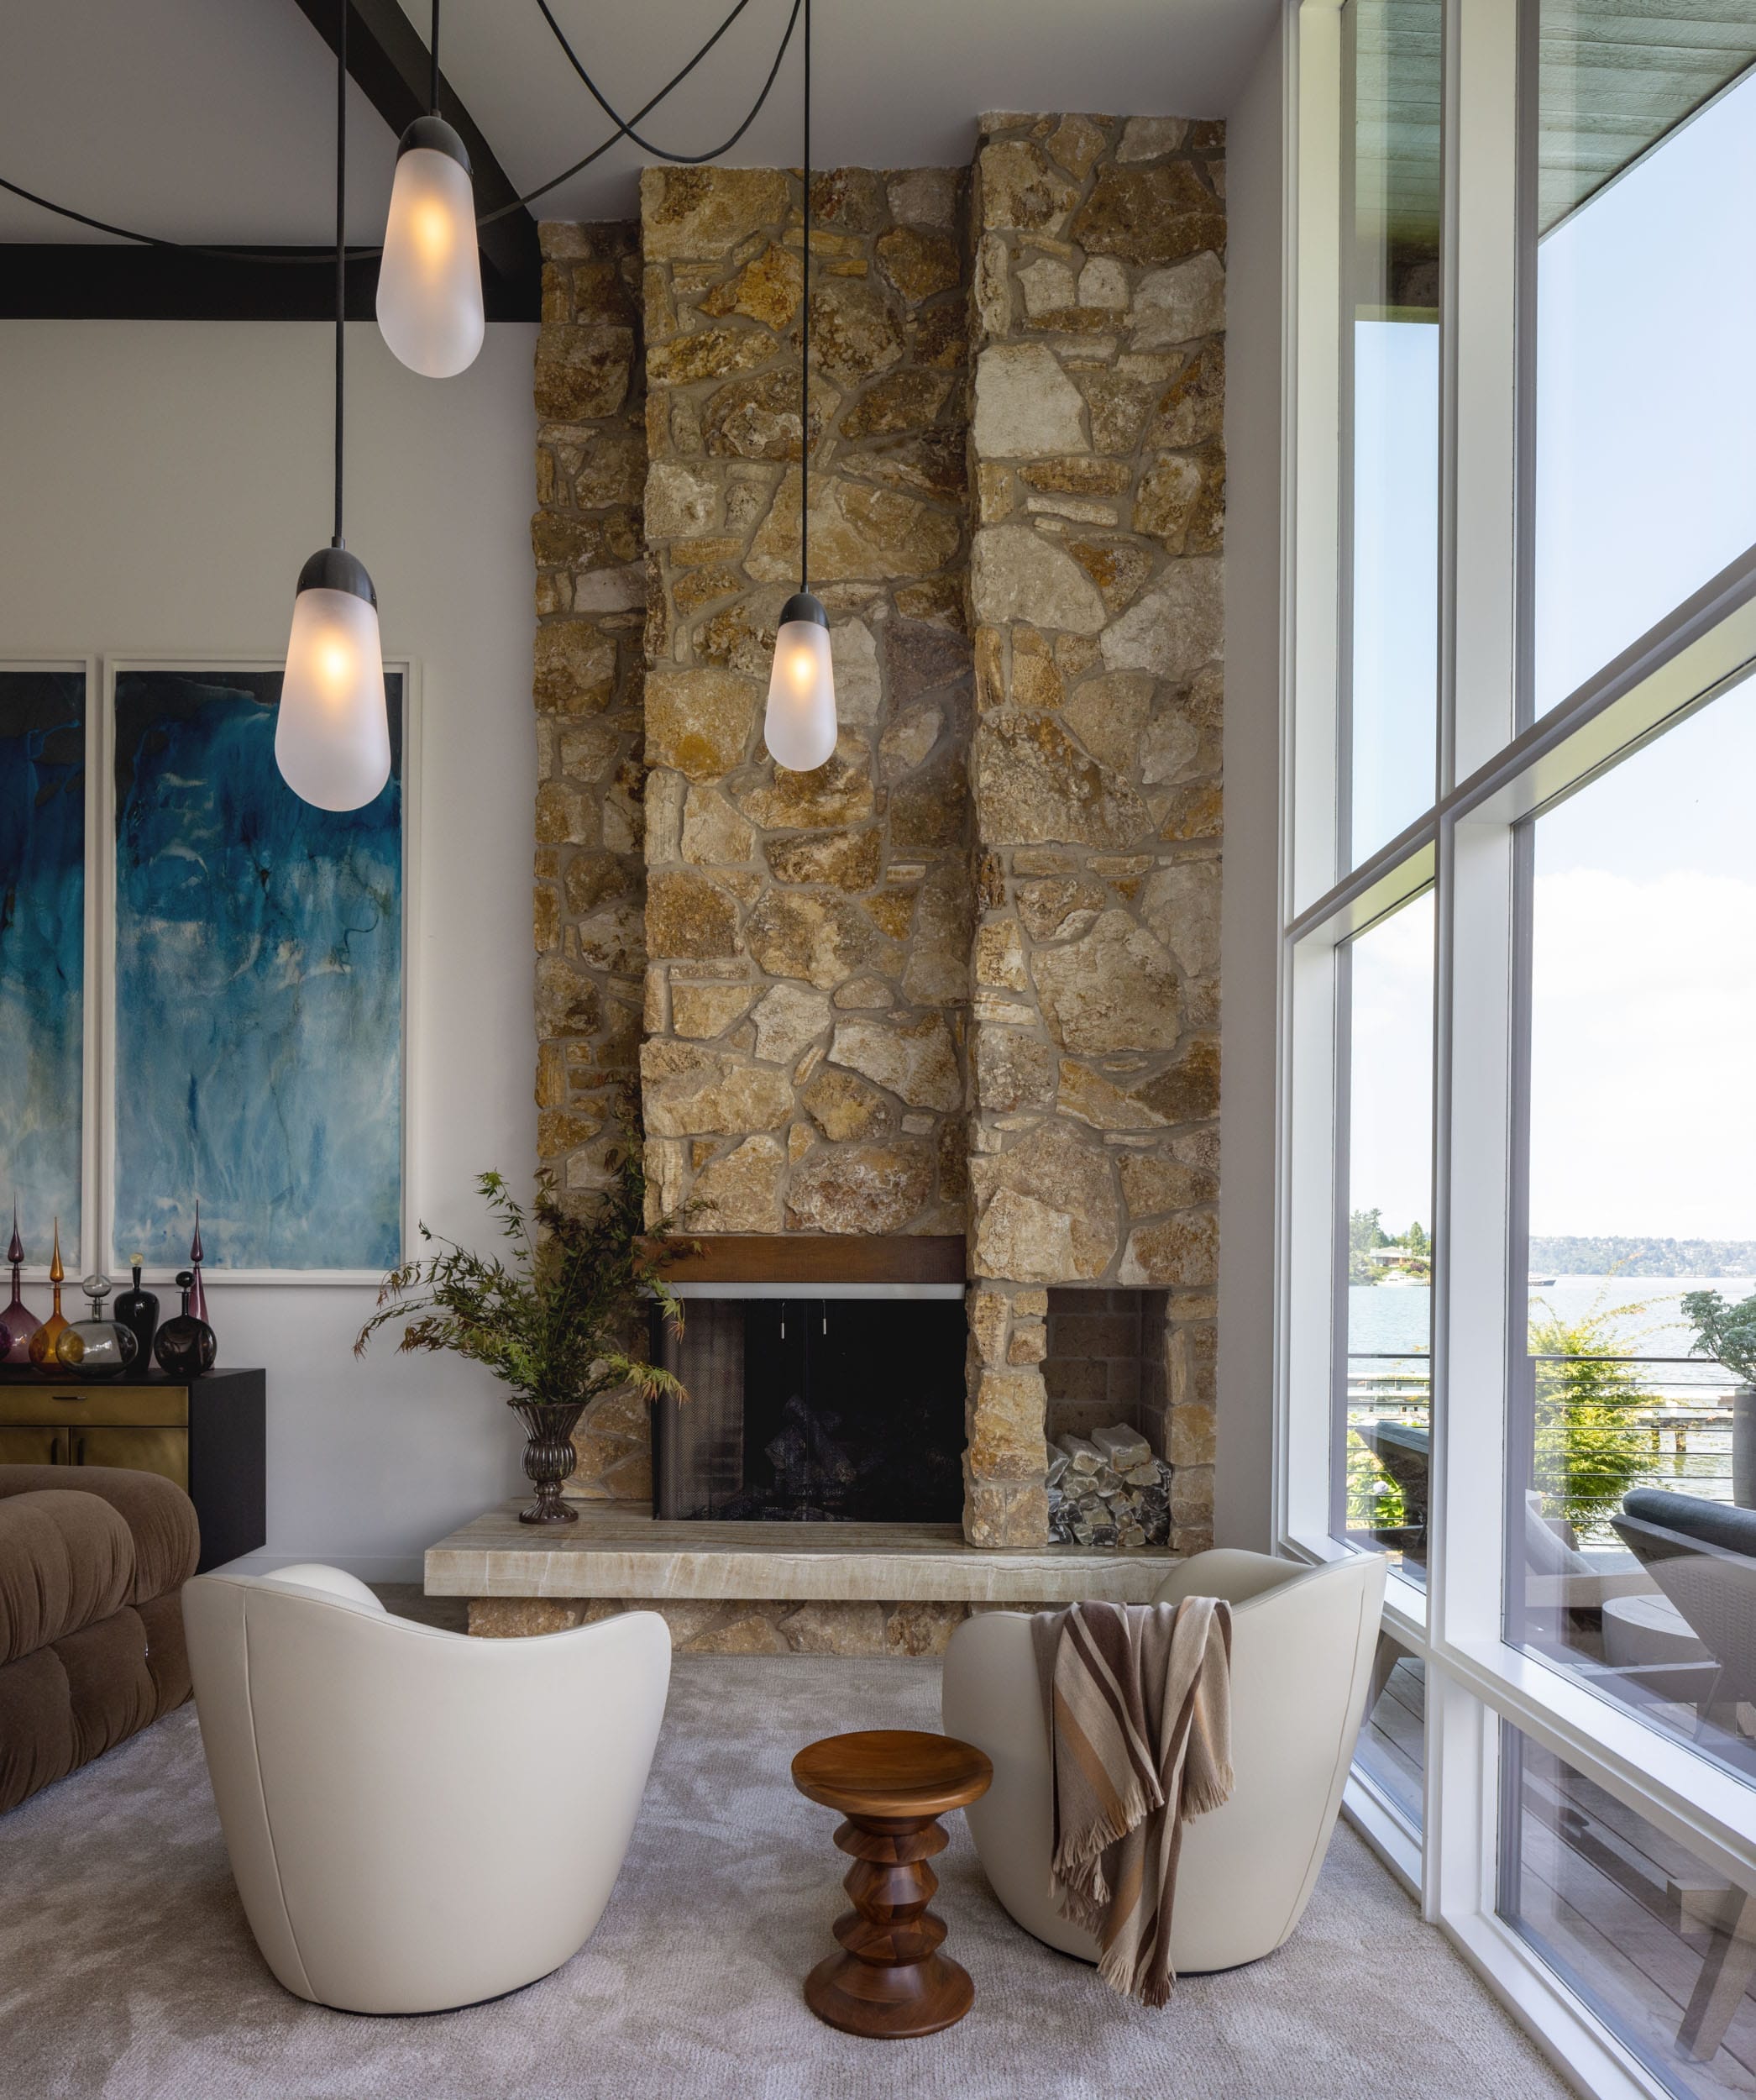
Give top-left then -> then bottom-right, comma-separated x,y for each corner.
1534,68 -> 1756,711
1346,889 -> 1434,1240
1350,323 -> 1439,864
1346,686 -> 1756,1244
1345,66 -> 1756,1247
1528,686 -> 1756,1240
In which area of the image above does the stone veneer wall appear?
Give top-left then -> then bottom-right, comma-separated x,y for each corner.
636,165 -> 976,1238
470,1593 -> 970,1655
531,221 -> 654,1499
532,118 -> 1225,1547
960,114 -> 1224,1553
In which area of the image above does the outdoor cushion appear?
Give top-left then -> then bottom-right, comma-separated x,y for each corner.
1621,1488 -> 1756,1562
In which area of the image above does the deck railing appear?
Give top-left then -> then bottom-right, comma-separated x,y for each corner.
1344,1355 -> 1748,1541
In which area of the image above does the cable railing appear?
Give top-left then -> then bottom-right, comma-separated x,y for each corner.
1342,1353 -> 1751,1540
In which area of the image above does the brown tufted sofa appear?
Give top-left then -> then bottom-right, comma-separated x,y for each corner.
0,1466 -> 199,1813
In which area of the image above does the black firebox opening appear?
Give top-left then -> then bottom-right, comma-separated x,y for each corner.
652,1296 -> 967,1523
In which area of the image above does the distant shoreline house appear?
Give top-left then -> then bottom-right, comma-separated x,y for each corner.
1367,1247 -> 1431,1281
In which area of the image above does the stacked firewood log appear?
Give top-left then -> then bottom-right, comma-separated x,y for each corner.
1046,1424 -> 1172,1548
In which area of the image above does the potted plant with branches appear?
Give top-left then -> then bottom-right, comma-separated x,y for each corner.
1682,1289 -> 1756,1507
355,1128 -> 689,1525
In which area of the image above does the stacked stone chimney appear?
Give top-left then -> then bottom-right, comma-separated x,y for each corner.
532,115 -> 1224,1552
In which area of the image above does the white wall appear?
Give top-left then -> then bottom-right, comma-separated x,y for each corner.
0,319 -> 539,1578
1218,11 -> 1288,1550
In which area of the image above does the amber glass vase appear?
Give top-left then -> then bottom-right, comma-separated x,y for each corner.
27,1220 -> 70,1374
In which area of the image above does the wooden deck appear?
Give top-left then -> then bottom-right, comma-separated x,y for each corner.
1351,1651 -> 1756,2098
1509,1746 -> 1756,2100
1358,1651 -> 1425,1830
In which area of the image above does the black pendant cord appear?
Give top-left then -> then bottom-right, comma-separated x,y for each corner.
532,0 -> 799,171
430,0 -> 441,116
0,0 -> 801,257
799,0 -> 810,597
333,0 -> 347,549
481,0 -> 800,224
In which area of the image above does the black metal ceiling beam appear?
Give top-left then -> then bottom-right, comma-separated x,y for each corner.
0,0 -> 541,321
290,0 -> 540,302
0,246 -> 535,322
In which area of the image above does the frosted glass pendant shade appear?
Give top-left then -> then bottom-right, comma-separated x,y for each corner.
277,549 -> 391,811
763,592 -> 837,772
376,118 -> 485,379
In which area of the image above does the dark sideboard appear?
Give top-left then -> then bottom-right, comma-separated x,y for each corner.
0,1368 -> 266,1572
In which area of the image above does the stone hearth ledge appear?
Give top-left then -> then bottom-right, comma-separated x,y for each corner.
425,1501 -> 1177,1606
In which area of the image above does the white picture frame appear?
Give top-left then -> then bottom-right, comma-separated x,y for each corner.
96,654 -> 421,1288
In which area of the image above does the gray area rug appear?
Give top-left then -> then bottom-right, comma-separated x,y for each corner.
0,1655 -> 1571,2100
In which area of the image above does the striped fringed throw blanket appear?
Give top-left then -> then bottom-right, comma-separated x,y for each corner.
1030,1598 -> 1234,2008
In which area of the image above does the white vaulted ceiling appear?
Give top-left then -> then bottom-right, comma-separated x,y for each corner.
0,0 -> 396,244
0,0 -> 1279,247
383,0 -> 1279,220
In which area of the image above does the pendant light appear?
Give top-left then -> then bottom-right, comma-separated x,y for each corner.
763,0 -> 836,774
377,0 -> 485,377
277,0 -> 391,815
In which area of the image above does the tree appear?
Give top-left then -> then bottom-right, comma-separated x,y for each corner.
1349,1207 -> 1387,1285
1681,1289 -> 1756,1387
1528,1289 -> 1654,1539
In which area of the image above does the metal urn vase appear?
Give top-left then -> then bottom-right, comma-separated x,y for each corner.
512,1399 -> 584,1525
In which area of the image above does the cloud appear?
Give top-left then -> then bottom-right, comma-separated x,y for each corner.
1530,868 -> 1756,1236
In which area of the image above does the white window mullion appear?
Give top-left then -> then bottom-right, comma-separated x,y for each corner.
1424,0 -> 1523,1943
1444,0 -> 1522,785
1290,0 -> 1345,916
1282,933 -> 1342,1550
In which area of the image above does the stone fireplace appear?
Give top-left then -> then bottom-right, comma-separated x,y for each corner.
532,112 -> 1224,1559
651,1294 -> 967,1523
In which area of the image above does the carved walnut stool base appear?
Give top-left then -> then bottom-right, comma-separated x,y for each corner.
791,1729 -> 993,2040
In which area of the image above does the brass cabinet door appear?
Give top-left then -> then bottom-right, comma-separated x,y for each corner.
0,1425 -> 69,1466
71,1425 -> 189,1492
0,1384 -> 187,1428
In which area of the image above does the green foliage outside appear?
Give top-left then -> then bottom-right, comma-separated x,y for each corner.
1346,1425 -> 1408,1531
1528,1289 -> 1654,1539
1530,1236 -> 1756,1278
1348,1207 -> 1385,1284
355,1123 -> 692,1411
1349,1209 -> 1432,1285
1682,1289 -> 1756,1388
1346,1285 -> 1656,1541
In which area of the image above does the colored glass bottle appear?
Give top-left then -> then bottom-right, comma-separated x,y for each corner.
187,1203 -> 210,1329
113,1257 -> 160,1368
3,1201 -> 39,1365
27,1220 -> 69,1372
56,1274 -> 138,1379
154,1272 -> 216,1379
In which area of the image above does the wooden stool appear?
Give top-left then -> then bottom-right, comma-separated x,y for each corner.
791,1728 -> 993,2039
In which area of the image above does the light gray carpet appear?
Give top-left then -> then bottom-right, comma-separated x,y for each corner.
0,1657 -> 1572,2100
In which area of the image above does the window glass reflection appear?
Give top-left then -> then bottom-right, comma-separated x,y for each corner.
1339,890 -> 1435,1578
1512,685 -> 1756,1788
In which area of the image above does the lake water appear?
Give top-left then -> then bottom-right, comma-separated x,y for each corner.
1349,1275 -> 1756,1394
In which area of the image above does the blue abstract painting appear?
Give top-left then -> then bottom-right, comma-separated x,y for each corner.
0,671 -> 86,1255
112,670 -> 403,1271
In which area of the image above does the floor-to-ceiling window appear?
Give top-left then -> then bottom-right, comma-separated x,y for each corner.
1284,2 -> 1756,2090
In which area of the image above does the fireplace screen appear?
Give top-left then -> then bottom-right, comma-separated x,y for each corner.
651,1297 -> 967,1523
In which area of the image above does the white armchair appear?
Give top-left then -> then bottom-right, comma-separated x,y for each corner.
182,1566 -> 669,2014
941,1549 -> 1386,1975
